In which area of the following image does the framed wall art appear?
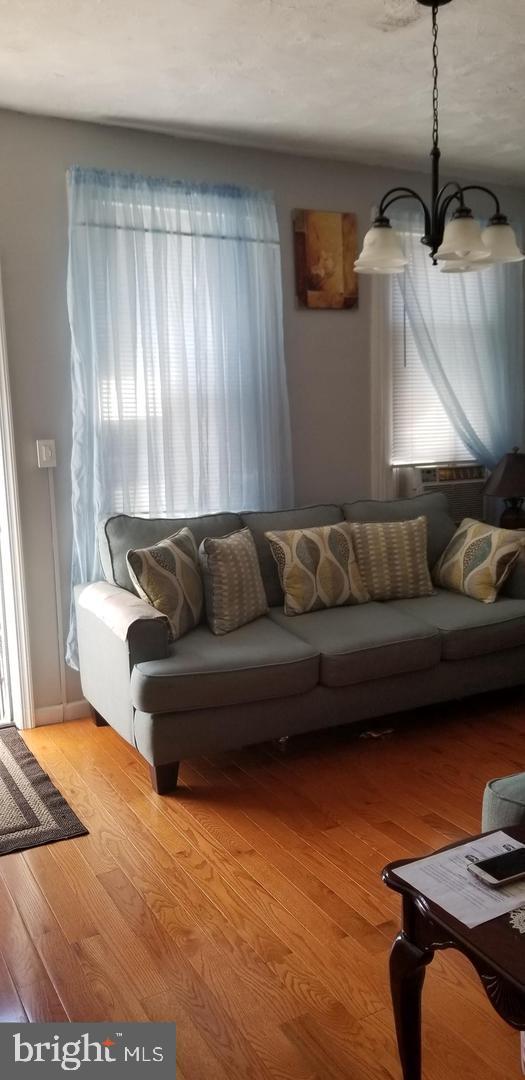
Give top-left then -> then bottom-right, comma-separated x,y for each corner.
293,209 -> 358,310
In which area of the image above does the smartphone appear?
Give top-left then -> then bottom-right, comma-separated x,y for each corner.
467,847 -> 525,888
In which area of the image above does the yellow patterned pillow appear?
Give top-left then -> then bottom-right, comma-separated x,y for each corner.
265,523 -> 369,615
126,527 -> 203,640
432,518 -> 525,603
350,516 -> 434,601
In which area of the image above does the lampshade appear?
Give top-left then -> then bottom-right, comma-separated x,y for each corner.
481,222 -> 525,263
354,223 -> 408,275
436,213 -> 490,262
482,450 -> 525,498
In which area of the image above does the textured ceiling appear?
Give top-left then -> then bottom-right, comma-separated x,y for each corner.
1,0 -> 524,183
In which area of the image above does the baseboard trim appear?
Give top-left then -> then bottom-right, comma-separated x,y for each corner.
64,699 -> 90,722
35,699 -> 89,726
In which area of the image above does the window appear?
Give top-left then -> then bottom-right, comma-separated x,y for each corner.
391,228 -> 496,466
66,167 -> 293,665
95,235 -> 224,517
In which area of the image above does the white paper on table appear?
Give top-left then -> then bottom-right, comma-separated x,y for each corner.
395,831 -> 525,928
521,1031 -> 525,1075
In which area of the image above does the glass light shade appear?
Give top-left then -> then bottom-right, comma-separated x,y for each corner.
439,261 -> 476,274
439,258 -> 493,274
354,224 -> 407,274
436,215 -> 489,262
481,223 -> 525,263
353,263 -> 406,274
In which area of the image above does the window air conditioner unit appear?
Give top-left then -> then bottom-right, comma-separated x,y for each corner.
415,464 -> 487,523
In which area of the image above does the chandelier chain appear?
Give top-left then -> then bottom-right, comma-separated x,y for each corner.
432,3 -> 439,152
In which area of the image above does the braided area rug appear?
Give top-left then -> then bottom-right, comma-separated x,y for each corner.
0,726 -> 87,855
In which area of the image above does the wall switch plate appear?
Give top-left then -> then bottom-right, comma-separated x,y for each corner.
36,438 -> 57,468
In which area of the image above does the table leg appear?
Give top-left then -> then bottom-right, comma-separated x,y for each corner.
390,931 -> 432,1080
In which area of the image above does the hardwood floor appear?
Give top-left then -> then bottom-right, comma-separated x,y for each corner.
2,690 -> 525,1078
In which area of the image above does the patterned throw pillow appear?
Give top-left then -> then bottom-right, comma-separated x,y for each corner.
350,516 -> 434,601
432,518 -> 525,603
199,528 -> 268,635
265,523 -> 369,616
126,527 -> 203,641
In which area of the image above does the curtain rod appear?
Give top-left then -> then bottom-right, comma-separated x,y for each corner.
73,222 -> 279,245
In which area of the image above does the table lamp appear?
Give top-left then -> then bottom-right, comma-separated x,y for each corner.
482,448 -> 525,529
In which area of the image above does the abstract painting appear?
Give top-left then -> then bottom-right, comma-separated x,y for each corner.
293,209 -> 358,309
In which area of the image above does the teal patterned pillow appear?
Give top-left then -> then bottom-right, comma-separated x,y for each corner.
265,522 -> 369,615
433,518 -> 524,602
126,527 -> 203,640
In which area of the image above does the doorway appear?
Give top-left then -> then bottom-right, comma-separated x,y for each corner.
0,268 -> 34,728
0,556 -> 12,724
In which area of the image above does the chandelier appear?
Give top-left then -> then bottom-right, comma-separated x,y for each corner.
354,0 -> 524,275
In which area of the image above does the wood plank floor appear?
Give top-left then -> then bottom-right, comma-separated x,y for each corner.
3,689 -> 525,1078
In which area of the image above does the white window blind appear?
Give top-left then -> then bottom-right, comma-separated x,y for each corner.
391,232 -> 496,466
96,235 -> 219,516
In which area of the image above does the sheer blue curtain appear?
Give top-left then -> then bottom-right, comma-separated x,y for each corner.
66,167 -> 293,665
392,208 -> 524,468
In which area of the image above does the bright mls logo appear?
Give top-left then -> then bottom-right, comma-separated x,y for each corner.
2,1023 -> 176,1077
13,1032 -> 118,1070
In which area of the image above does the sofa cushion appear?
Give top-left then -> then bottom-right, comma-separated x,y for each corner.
130,616 -> 319,713
343,492 -> 456,569
390,589 -> 525,660
99,512 -> 242,593
241,504 -> 344,606
269,604 -> 440,687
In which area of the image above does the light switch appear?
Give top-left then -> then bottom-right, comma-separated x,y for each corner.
36,439 -> 57,468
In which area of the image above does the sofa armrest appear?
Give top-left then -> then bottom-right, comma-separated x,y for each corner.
75,582 -> 170,744
502,553 -> 525,600
76,581 -> 170,660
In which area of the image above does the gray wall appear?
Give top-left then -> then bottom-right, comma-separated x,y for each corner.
0,108 -> 523,709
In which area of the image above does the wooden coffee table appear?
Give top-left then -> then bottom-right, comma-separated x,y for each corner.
383,826 -> 525,1080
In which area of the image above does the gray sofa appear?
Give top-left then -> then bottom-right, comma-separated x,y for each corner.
75,492 -> 525,793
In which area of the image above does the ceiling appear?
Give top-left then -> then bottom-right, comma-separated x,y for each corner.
1,0 -> 524,184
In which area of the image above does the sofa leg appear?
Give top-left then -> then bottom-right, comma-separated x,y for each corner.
149,761 -> 180,795
90,707 -> 108,727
